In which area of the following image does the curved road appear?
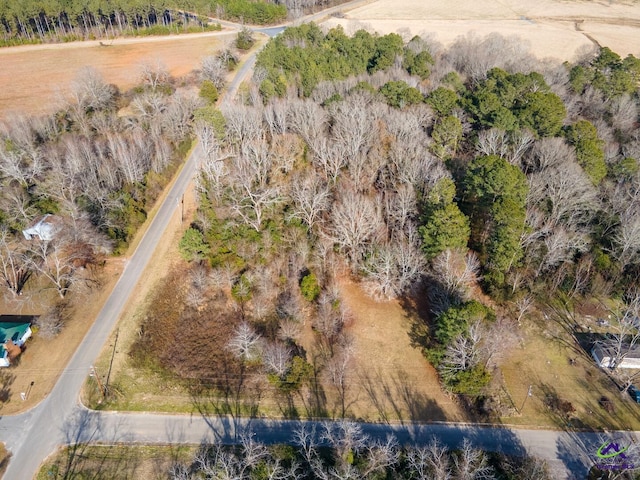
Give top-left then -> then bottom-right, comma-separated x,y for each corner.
0,2 -> 631,479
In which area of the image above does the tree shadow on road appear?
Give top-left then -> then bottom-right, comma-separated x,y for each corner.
46,409 -> 138,479
189,365 -> 263,442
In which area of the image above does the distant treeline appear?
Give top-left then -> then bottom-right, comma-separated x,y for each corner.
0,0 -> 287,46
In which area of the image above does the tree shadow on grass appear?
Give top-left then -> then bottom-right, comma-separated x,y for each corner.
358,367 -> 447,424
0,369 -> 15,406
397,285 -> 433,352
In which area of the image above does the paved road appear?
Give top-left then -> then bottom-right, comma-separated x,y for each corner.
42,407 -> 640,479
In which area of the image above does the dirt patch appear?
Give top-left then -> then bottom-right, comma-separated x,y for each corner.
323,0 -> 640,60
339,280 -> 464,422
0,31 -> 236,119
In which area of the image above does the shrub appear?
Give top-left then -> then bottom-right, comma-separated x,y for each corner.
36,303 -> 68,339
236,27 -> 255,51
445,365 -> 491,396
300,273 -> 321,302
199,80 -> 219,104
179,227 -> 210,262
599,396 -> 615,414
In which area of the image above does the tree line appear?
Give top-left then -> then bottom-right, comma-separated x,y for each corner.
0,0 -> 347,46
168,424 -> 551,480
0,0 -> 223,46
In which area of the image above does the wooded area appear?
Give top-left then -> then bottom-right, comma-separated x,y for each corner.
147,24 -> 640,411
0,57 -> 222,307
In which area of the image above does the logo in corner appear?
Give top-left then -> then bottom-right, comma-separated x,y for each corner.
597,442 -> 630,459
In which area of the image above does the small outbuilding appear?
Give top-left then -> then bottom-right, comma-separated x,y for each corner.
592,344 -> 640,369
22,214 -> 60,241
0,322 -> 32,367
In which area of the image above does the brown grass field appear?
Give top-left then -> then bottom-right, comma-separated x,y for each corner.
325,0 -> 640,61
0,31 -> 236,119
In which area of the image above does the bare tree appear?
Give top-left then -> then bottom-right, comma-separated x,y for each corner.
480,317 -> 520,368
327,188 -> 384,270
0,139 -> 42,188
27,236 -> 85,298
289,170 -> 331,230
383,184 -> 417,234
162,92 -> 202,142
314,289 -> 348,352
263,100 -> 289,137
447,32 -> 534,82
0,227 -> 31,297
270,133 -> 302,174
406,439 -> 451,480
363,232 -> 425,300
476,128 -> 533,167
35,302 -> 67,339
430,248 -> 479,300
228,181 -> 281,232
612,202 -> 640,269
453,439 -> 494,480
524,136 -> 574,173
68,66 -> 116,112
227,321 -> 262,361
476,128 -> 509,160
595,289 -> 640,379
309,136 -> 347,183
439,323 -> 482,379
287,98 -> 328,145
324,340 -> 354,418
201,55 -> 227,90
609,94 -> 638,137
514,294 -> 533,325
262,341 -> 293,377
139,59 -> 171,90
185,264 -> 211,309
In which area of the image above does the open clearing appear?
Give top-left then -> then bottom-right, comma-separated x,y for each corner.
0,31 -> 236,119
324,0 -> 640,60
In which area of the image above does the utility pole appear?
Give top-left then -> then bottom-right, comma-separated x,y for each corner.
519,384 -> 533,413
178,195 -> 184,223
26,381 -> 34,400
91,365 -> 106,397
105,328 -> 119,396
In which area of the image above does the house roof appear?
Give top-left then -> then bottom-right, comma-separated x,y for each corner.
593,343 -> 640,359
22,214 -> 61,241
0,322 -> 31,359
0,323 -> 31,344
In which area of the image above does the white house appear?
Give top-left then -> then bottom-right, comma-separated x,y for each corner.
0,322 -> 32,367
22,214 -> 59,241
592,344 -> 640,369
